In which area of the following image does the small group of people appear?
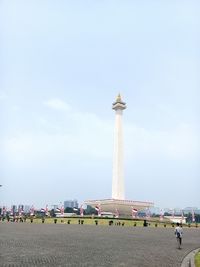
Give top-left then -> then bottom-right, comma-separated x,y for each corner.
175,222 -> 183,249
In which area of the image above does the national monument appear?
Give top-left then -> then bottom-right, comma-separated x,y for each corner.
85,94 -> 153,216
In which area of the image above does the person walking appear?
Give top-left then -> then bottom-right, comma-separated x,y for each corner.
175,222 -> 183,249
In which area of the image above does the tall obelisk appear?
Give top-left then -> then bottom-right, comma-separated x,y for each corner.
84,95 -> 153,214
112,94 -> 126,200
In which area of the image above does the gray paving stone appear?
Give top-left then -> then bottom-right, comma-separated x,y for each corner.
0,223 -> 200,267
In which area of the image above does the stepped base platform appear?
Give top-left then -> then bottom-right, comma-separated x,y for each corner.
84,198 -> 154,217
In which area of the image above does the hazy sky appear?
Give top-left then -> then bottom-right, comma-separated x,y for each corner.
0,0 -> 199,209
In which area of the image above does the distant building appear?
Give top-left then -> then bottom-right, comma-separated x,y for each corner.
64,200 -> 78,209
195,210 -> 200,215
11,205 -> 17,213
183,207 -> 198,214
24,205 -> 31,213
18,204 -> 24,211
149,207 -> 160,215
52,205 -> 59,210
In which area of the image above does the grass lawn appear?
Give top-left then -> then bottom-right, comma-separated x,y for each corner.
29,217 -> 175,228
33,217 -> 145,226
195,252 -> 200,267
3,216 -> 198,228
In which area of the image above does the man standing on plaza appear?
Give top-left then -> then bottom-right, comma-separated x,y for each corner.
175,222 -> 183,249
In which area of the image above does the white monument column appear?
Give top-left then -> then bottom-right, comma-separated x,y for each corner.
112,94 -> 126,200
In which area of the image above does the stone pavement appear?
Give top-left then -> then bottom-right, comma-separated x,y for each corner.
0,223 -> 199,267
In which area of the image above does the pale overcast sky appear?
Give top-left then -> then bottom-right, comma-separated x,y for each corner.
0,1 -> 199,209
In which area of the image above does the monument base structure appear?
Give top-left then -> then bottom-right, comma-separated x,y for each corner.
84,198 -> 153,217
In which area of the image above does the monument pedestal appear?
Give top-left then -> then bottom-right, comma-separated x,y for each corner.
84,198 -> 153,217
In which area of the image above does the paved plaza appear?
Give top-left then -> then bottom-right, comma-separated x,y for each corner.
0,223 -> 199,267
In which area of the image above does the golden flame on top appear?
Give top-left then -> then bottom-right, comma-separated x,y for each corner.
116,93 -> 122,102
